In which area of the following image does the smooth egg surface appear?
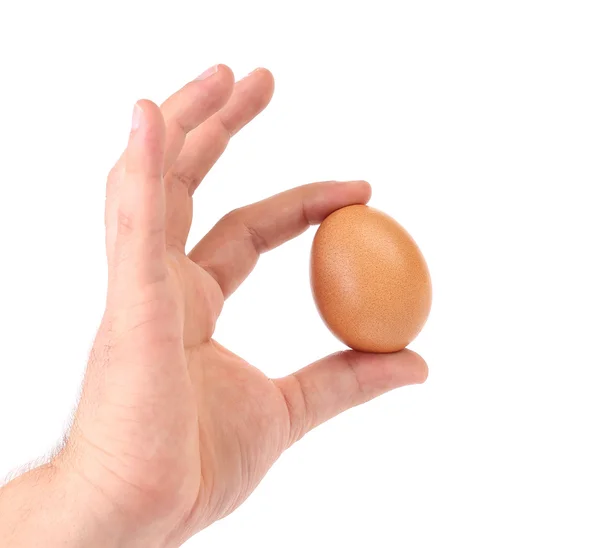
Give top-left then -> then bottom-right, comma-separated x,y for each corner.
310,205 -> 431,353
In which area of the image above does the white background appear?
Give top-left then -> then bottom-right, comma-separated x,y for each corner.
1,1 -> 599,546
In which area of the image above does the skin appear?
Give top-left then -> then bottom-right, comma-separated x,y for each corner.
0,65 -> 428,548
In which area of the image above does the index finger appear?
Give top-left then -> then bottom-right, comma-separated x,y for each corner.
188,180 -> 371,298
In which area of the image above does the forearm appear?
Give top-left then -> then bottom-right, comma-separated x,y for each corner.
0,462 -> 124,547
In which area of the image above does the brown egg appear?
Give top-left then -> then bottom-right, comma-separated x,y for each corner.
310,205 -> 431,353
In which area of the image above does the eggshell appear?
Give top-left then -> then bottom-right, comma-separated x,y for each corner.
310,205 -> 431,353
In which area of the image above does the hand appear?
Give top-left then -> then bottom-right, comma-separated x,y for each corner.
0,65 -> 427,548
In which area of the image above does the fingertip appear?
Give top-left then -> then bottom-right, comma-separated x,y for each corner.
253,68 -> 275,109
241,68 -> 275,106
420,358 -> 429,383
363,180 -> 373,201
353,180 -> 372,202
419,363 -> 429,384
216,63 -> 234,77
134,98 -> 161,115
131,99 -> 165,133
215,64 -> 236,89
345,347 -> 428,389
218,67 -> 275,136
127,99 -> 166,173
329,179 -> 372,202
169,65 -> 235,134
301,180 -> 372,225
193,64 -> 234,85
397,348 -> 429,384
245,66 -> 274,83
254,67 -> 275,96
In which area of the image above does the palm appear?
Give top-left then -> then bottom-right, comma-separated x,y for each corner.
174,251 -> 292,525
190,343 -> 290,519
68,65 -> 427,544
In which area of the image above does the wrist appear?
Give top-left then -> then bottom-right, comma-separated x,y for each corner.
0,461 -> 111,547
0,457 -> 166,548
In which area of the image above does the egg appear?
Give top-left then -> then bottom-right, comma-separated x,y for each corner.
310,205 -> 431,353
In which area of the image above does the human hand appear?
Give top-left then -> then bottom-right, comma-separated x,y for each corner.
0,65 -> 427,548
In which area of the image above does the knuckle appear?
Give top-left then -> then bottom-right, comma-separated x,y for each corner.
107,164 -> 122,182
245,223 -> 269,254
168,170 -> 198,193
344,351 -> 368,401
116,209 -> 136,236
219,207 -> 269,253
106,164 -> 124,193
220,206 -> 244,225
278,374 -> 311,447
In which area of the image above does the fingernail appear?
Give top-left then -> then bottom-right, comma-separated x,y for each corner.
236,68 -> 260,83
195,65 -> 219,81
131,103 -> 142,132
243,68 -> 261,79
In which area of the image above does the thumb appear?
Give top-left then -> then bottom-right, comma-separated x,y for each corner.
274,349 -> 428,447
